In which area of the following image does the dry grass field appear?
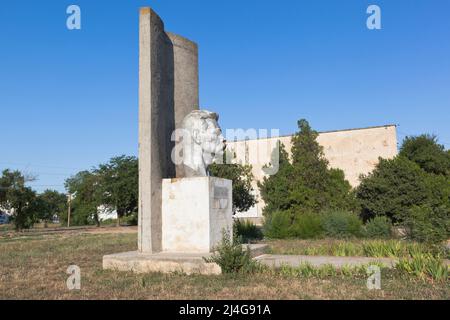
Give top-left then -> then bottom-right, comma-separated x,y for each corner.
0,232 -> 448,300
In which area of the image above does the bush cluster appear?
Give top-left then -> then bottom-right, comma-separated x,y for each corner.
364,216 -> 392,238
264,210 -> 364,239
234,219 -> 263,243
321,210 -> 363,238
401,205 -> 449,244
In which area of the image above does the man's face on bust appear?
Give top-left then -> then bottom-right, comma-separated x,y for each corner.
176,110 -> 225,177
199,117 -> 225,165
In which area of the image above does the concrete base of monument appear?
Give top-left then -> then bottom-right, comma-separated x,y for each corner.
102,244 -> 268,275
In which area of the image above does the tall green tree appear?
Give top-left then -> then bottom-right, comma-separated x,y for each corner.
64,156 -> 139,226
95,155 -> 138,225
0,170 -> 37,231
357,135 -> 450,224
209,151 -> 257,214
65,171 -> 102,226
258,141 -> 293,215
400,134 -> 450,176
37,190 -> 67,227
289,119 -> 355,213
259,119 -> 356,219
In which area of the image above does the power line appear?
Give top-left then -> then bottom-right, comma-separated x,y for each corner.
0,161 -> 86,171
26,184 -> 66,187
26,172 -> 74,177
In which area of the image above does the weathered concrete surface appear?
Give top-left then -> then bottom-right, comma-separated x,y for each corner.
229,125 -> 398,219
103,251 -> 222,275
161,177 -> 232,253
167,32 -> 199,129
103,244 -> 268,275
255,254 -> 397,269
138,7 -> 199,253
138,7 -> 171,254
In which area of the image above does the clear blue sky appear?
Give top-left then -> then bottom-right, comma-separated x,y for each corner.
0,0 -> 449,193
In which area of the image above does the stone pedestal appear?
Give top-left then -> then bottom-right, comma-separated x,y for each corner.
103,244 -> 268,275
162,177 -> 232,253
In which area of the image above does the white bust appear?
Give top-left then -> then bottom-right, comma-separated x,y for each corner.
174,110 -> 225,177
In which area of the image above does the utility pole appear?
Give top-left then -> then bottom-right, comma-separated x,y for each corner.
67,194 -> 71,228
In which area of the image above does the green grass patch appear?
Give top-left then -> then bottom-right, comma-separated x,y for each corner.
267,238 -> 448,259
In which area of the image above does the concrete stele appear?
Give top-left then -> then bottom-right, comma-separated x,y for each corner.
138,8 -> 199,253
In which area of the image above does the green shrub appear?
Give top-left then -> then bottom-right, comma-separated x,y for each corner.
396,253 -> 449,282
322,210 -> 363,238
364,216 -> 392,238
270,238 -> 444,259
234,219 -> 263,243
264,210 -> 325,239
263,210 -> 293,239
290,212 -> 324,239
204,229 -> 261,274
121,212 -> 138,226
356,156 -> 430,222
362,240 -> 403,257
401,205 -> 449,244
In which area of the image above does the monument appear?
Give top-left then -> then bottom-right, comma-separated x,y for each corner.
103,8 -> 267,275
136,7 -> 199,254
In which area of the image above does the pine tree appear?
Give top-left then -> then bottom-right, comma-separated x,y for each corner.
259,119 -> 356,218
258,141 -> 294,217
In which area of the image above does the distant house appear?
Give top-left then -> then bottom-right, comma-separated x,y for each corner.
52,214 -> 60,224
97,205 -> 118,221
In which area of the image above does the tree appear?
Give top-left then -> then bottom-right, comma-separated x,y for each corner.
209,151 -> 257,214
64,156 -> 139,226
0,170 -> 37,231
258,141 -> 294,215
356,156 -> 431,222
357,133 -> 450,225
400,134 -> 450,176
65,171 -> 102,226
289,119 -> 355,213
37,190 -> 67,227
402,204 -> 449,244
259,119 -> 356,219
95,155 -> 138,225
